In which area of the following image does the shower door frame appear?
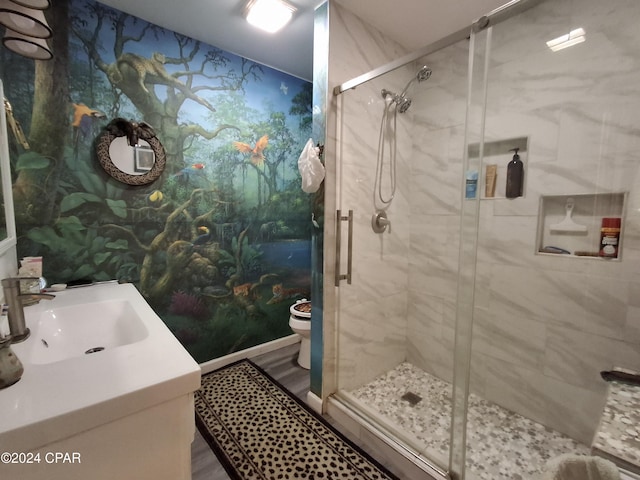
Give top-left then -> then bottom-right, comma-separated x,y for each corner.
332,0 -> 543,97
327,0 -> 545,479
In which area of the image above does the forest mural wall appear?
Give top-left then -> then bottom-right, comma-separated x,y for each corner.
0,0 -> 314,363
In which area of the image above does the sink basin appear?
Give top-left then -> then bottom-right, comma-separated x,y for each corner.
26,299 -> 149,364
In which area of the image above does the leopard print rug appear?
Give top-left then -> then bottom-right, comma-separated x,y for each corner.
195,360 -> 399,480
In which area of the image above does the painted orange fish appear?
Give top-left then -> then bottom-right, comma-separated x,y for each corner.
233,135 -> 268,166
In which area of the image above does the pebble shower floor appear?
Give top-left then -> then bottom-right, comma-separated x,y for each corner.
350,363 -> 589,480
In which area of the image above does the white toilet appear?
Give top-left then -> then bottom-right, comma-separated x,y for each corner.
289,299 -> 311,369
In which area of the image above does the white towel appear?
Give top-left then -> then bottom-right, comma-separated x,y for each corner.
540,454 -> 621,480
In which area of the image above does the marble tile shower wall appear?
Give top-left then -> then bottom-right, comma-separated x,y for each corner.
326,4 -> 413,392
406,40 -> 469,384
407,0 -> 640,445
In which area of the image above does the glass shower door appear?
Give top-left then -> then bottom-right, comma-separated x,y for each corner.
333,62 -> 415,416
333,38 -> 478,475
333,60 -> 453,472
458,0 -> 640,478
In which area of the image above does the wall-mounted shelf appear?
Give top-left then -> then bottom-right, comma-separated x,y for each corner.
535,192 -> 626,260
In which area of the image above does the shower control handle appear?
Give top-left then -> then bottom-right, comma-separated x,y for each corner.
372,211 -> 391,234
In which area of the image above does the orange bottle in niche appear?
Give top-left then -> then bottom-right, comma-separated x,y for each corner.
599,217 -> 621,258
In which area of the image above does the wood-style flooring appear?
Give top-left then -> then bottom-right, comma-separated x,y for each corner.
190,342 -> 404,480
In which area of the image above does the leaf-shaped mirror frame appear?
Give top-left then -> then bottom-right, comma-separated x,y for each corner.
95,122 -> 166,186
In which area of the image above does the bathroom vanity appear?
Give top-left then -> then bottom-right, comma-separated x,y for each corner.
0,282 -> 201,480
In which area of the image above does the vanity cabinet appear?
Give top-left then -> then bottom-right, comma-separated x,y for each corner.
1,395 -> 195,480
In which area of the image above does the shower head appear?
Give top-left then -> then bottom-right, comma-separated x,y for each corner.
400,65 -> 432,96
381,65 -> 432,113
417,65 -> 433,82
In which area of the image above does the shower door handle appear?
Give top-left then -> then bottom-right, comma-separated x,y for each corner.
335,210 -> 353,286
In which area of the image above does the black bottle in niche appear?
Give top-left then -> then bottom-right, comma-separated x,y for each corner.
505,147 -> 524,198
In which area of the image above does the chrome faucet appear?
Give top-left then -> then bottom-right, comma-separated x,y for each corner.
1,277 -> 55,343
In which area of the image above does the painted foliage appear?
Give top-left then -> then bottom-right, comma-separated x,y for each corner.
1,0 -> 313,362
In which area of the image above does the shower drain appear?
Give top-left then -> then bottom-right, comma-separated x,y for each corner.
85,347 -> 105,354
401,391 -> 422,406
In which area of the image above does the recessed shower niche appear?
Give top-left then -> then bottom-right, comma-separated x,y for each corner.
536,192 -> 626,259
468,136 -> 529,199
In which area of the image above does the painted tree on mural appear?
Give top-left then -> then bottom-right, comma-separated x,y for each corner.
70,1 -> 262,170
290,84 -> 313,132
12,1 -> 69,229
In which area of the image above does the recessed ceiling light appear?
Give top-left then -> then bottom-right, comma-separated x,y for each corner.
245,0 -> 296,34
546,28 -> 585,52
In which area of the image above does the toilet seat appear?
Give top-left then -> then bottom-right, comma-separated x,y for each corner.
289,299 -> 311,369
290,300 -> 311,319
290,299 -> 311,330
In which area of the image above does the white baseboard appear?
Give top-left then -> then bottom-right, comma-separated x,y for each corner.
199,334 -> 301,375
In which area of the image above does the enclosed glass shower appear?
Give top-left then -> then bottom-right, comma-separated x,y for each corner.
328,0 -> 640,478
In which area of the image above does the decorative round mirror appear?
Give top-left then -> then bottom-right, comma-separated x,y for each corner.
95,118 -> 166,186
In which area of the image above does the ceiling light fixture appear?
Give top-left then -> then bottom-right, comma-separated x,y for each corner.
0,0 -> 52,38
245,0 -> 296,34
546,27 -> 585,52
3,29 -> 51,59
0,0 -> 53,60
9,0 -> 50,9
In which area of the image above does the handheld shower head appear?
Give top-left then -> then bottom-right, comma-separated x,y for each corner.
397,97 -> 412,113
381,89 -> 411,113
381,65 -> 432,113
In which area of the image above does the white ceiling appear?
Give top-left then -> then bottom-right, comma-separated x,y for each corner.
97,0 -> 509,81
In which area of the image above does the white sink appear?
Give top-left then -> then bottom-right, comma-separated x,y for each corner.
0,281 -> 201,455
27,299 -> 149,364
